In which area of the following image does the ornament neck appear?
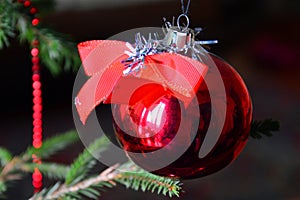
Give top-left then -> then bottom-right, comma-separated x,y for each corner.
163,14 -> 193,52
164,27 -> 193,52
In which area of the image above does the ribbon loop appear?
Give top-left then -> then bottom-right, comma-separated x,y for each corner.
75,40 -> 208,124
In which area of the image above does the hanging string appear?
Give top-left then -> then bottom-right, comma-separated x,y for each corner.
181,0 -> 191,15
18,0 -> 43,193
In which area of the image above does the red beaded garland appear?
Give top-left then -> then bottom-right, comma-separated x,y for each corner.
18,0 -> 43,192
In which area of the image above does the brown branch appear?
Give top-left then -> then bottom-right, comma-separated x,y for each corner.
0,157 -> 23,183
29,164 -> 120,200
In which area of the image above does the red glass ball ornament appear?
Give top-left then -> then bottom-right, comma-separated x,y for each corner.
112,54 -> 252,179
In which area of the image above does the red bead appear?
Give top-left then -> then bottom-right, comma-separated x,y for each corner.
32,39 -> 39,47
33,112 -> 42,120
32,74 -> 40,81
33,137 -> 42,143
33,134 -> 42,140
32,57 -> 39,64
30,7 -> 37,14
32,18 -> 40,26
33,97 -> 42,104
112,54 -> 252,179
33,89 -> 41,97
33,135 -> 42,141
32,132 -> 43,138
32,180 -> 42,189
23,0 -> 31,7
32,178 -> 42,188
32,81 -> 41,89
33,104 -> 42,112
33,119 -> 42,126
32,65 -> 40,71
32,172 -> 42,182
33,140 -> 42,149
31,48 -> 39,57
33,126 -> 42,133
32,156 -> 41,164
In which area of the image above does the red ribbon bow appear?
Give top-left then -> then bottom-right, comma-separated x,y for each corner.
75,40 -> 208,124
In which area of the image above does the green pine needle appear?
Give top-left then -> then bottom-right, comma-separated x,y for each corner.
0,0 -> 16,49
250,119 -> 280,139
0,0 -> 80,75
0,148 -> 12,167
22,163 -> 70,180
64,136 -> 110,185
0,181 -> 7,197
115,163 -> 182,198
23,130 -> 79,161
30,167 -> 116,200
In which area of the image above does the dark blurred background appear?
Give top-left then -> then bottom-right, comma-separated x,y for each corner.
0,0 -> 299,199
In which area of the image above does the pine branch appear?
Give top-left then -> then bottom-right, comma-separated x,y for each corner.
30,162 -> 183,200
29,165 -> 118,200
0,0 -> 80,75
0,148 -> 12,167
0,181 -> 7,199
0,0 -> 17,48
0,130 -> 79,196
250,119 -> 280,139
29,135 -> 182,200
23,130 -> 79,161
115,162 -> 182,198
65,136 -> 110,186
22,163 -> 70,180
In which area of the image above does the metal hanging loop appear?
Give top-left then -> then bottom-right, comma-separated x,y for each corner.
177,13 -> 190,31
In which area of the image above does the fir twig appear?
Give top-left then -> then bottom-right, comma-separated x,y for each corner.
65,136 -> 110,186
29,134 -> 182,200
115,162 -> 182,198
22,163 -> 70,180
0,0 -> 17,48
0,0 -> 80,75
0,130 -> 79,196
0,181 -> 7,198
0,148 -> 12,167
30,162 -> 182,200
23,130 -> 79,161
250,119 -> 280,139
30,165 -> 118,200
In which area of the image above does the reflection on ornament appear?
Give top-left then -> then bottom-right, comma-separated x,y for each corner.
113,84 -> 181,151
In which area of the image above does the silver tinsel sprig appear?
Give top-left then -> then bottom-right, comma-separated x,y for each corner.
122,15 -> 218,75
